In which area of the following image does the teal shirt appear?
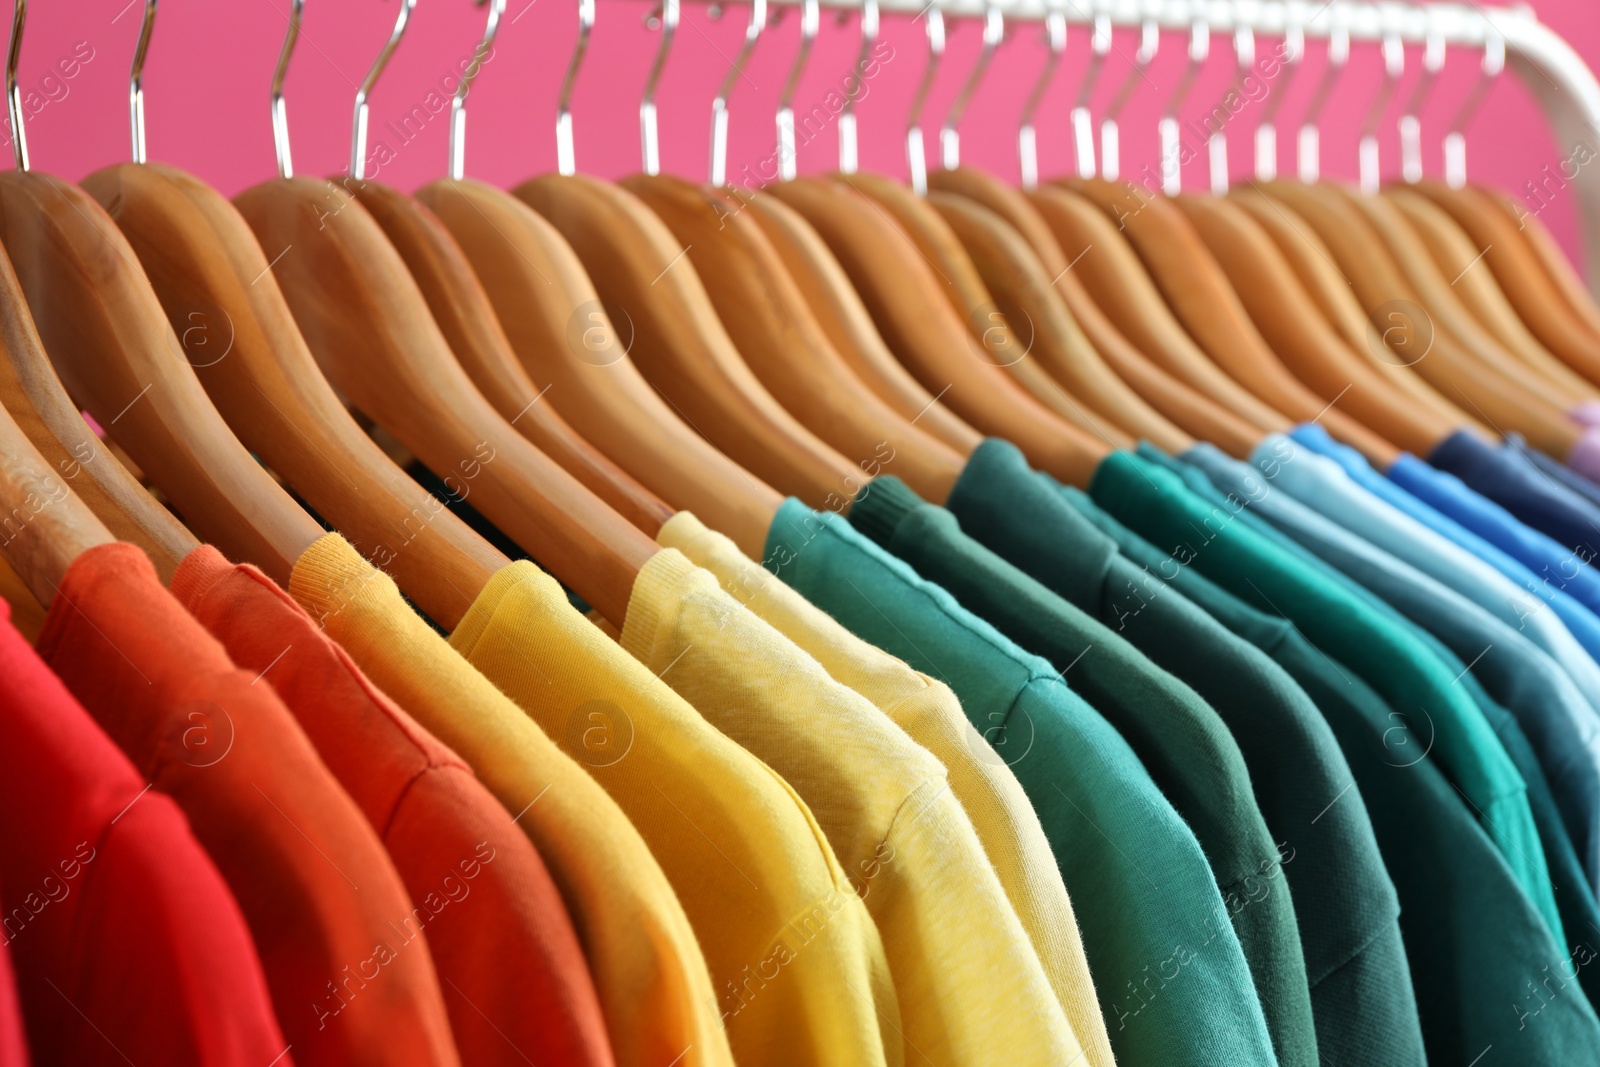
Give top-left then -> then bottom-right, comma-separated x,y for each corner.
947,438 -> 1422,1066
765,498 -> 1278,1067
1090,451 -> 1600,1064
847,475 -> 1317,1067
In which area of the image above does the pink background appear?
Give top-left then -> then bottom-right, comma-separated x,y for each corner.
10,0 -> 1600,272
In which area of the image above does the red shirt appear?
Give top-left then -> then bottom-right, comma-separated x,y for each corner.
36,544 -> 459,1067
0,920 -> 23,1067
173,545 -> 616,1067
0,599 -> 285,1066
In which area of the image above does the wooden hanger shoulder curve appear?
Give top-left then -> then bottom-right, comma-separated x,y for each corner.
82,162 -> 510,629
1226,187 -> 1485,434
515,173 -> 867,509
926,167 -> 1261,457
348,179 -> 671,534
1504,190 -> 1600,341
625,174 -> 965,503
1176,193 -> 1454,456
232,175 -> 657,626
414,178 -> 778,558
926,189 -> 1186,453
766,176 -> 1107,487
832,172 -> 1129,447
0,224 -> 194,579
1383,185 -> 1597,400
745,192 -> 983,455
0,171 -> 322,583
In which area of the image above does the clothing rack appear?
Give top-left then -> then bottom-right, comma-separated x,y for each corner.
649,0 -> 1600,299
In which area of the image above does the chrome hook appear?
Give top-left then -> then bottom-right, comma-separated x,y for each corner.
1399,19 -> 1446,183
1444,29 -> 1504,188
1297,9 -> 1349,182
1158,21 -> 1210,195
271,0 -> 304,178
1099,18 -> 1158,182
1019,3 -> 1066,190
640,0 -> 680,175
710,0 -> 767,185
905,4 -> 945,196
775,0 -> 818,181
556,0 -> 595,175
450,0 -> 505,181
6,0 -> 27,171
1253,18 -> 1303,181
1205,21 -> 1255,195
1358,26 -> 1405,194
1069,3 -> 1112,179
129,0 -> 156,163
838,0 -> 878,173
940,0 -> 1003,170
352,0 -> 418,180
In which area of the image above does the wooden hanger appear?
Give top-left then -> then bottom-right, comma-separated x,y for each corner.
1176,193 -> 1454,456
625,174 -> 966,502
416,178 -> 780,558
516,173 -> 868,507
348,179 -> 671,533
0,171 -> 324,582
0,370 -> 114,609
925,167 -> 1261,457
831,171 -> 1131,447
1502,190 -> 1600,341
1331,186 -> 1579,419
232,173 -> 657,625
927,189 -> 1189,453
1384,185 -> 1598,400
1414,180 -> 1600,387
767,176 -> 1109,486
0,224 -> 195,579
1026,185 -> 1288,434
1226,188 -> 1487,434
1062,177 -> 1399,464
1261,181 -> 1581,457
745,194 -> 983,455
83,162 -> 512,630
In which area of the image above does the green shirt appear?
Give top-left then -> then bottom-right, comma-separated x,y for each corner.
848,474 -> 1316,1067
1089,451 -> 1600,1063
765,498 -> 1278,1067
947,438 -> 1422,1065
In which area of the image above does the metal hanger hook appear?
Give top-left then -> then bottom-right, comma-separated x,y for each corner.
1399,16 -> 1446,183
1253,16 -> 1303,181
450,0 -> 506,181
905,3 -> 945,196
1358,23 -> 1406,195
6,0 -> 27,171
640,0 -> 680,176
709,0 -> 766,185
1204,17 -> 1256,197
352,0 -> 419,180
1157,21 -> 1210,195
1444,27 -> 1505,188
271,0 -> 304,178
557,0 -> 595,176
838,0 -> 878,174
1068,1 -> 1112,179
1297,8 -> 1350,183
129,0 -> 156,164
939,0 -> 1004,171
1097,17 -> 1159,182
1018,2 -> 1066,190
774,0 -> 818,182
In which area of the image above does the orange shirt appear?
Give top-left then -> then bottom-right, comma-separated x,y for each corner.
36,543 -> 459,1067
173,546 -> 614,1067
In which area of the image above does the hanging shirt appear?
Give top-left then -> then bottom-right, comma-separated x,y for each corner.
656,510 -> 1116,1067
1062,486 -> 1428,1067
1088,454 -> 1600,1063
1519,437 -> 1600,510
1430,429 -> 1600,569
446,557 -> 902,1067
614,546 -> 1079,1067
36,543 -> 459,1067
947,438 -> 1421,1066
0,598 -> 285,1067
1388,451 -> 1600,635
288,534 -> 733,1067
765,498 -> 1279,1067
172,546 -> 615,1067
846,475 -> 1318,1067
1290,424 -> 1600,689
1282,426 -> 1600,713
1137,444 -> 1562,942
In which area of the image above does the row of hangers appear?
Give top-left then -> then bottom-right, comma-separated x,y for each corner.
0,0 -> 1594,641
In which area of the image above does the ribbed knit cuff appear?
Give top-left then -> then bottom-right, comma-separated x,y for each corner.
846,476 -> 924,549
619,547 -> 697,665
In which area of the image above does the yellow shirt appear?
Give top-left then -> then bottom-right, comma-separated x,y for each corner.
660,511 -> 1116,1067
288,534 -> 732,1067
449,556 -> 903,1067
624,541 -> 1087,1067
